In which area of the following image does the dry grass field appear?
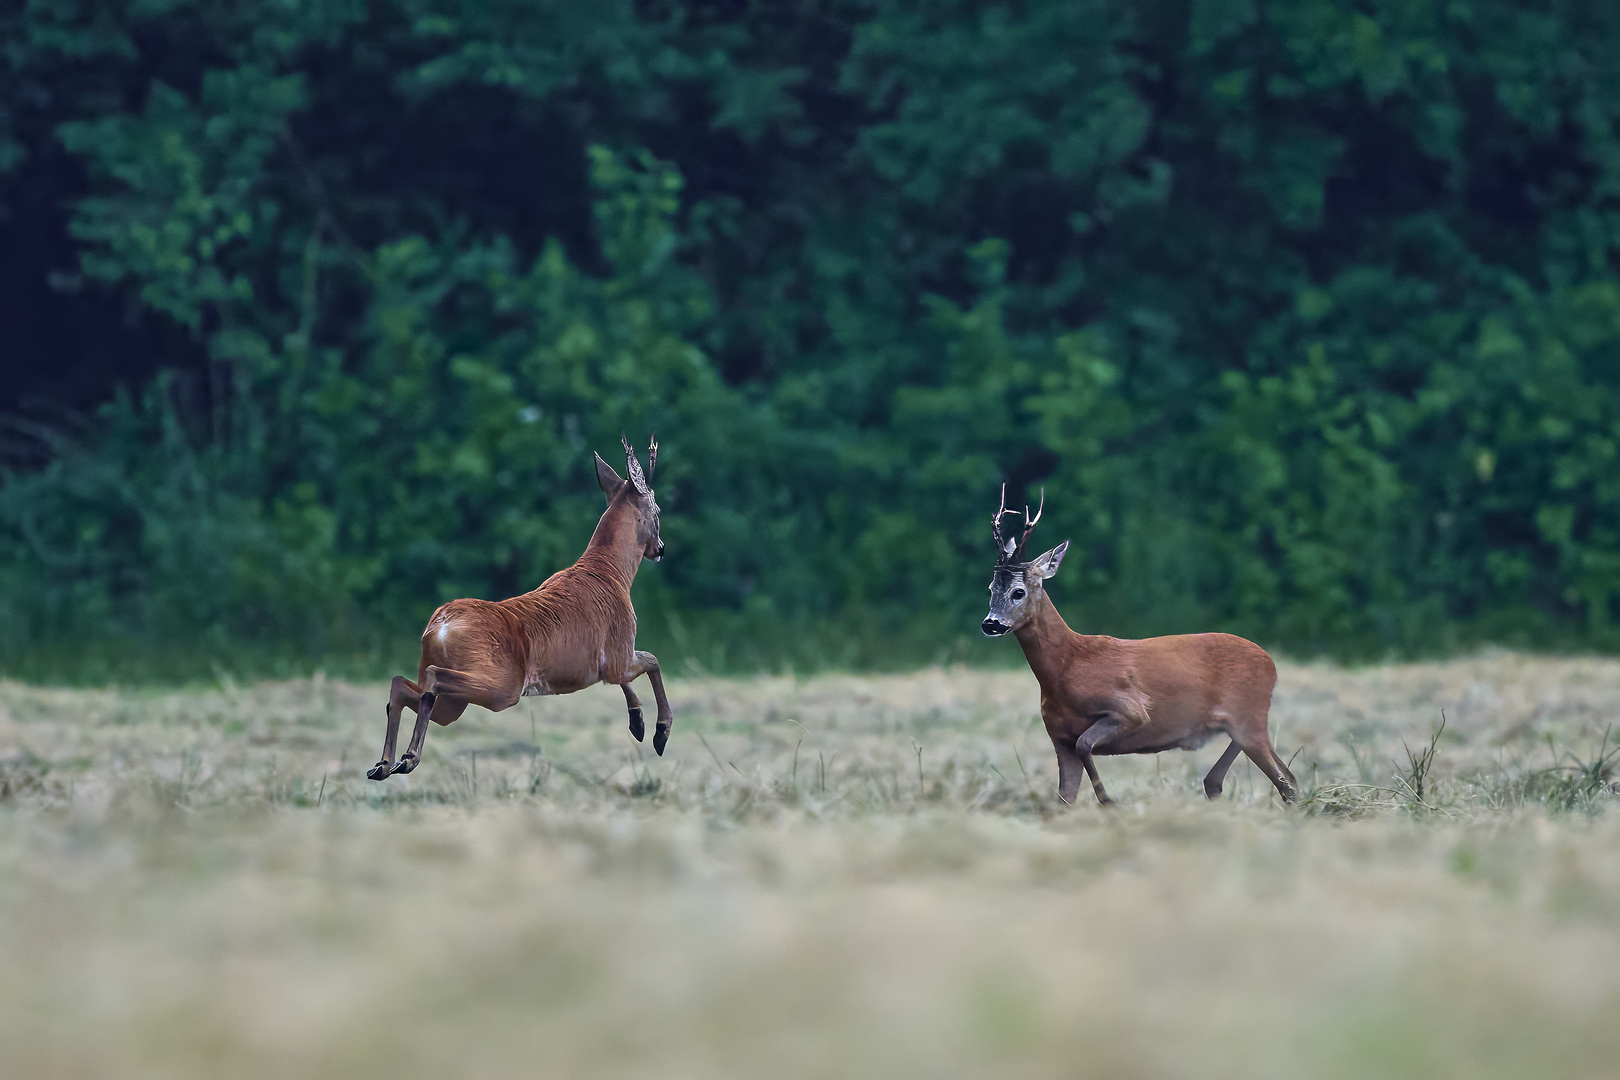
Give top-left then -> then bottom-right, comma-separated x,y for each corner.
3,652 -> 1620,1078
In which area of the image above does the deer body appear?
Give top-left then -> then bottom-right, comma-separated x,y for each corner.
368,437 -> 670,780
983,489 -> 1297,806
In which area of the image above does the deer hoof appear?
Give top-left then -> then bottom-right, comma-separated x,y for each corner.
653,726 -> 669,756
391,753 -> 419,776
628,707 -> 644,742
1203,782 -> 1222,800
367,760 -> 392,781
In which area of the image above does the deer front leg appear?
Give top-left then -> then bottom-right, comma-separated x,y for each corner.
1049,732 -> 1085,806
620,650 -> 674,755
1075,712 -> 1127,807
621,683 -> 644,743
1203,739 -> 1243,799
370,676 -> 420,780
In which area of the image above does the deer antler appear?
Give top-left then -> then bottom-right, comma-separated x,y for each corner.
621,433 -> 649,495
647,432 -> 658,482
992,483 -> 1020,562
1014,488 -> 1045,561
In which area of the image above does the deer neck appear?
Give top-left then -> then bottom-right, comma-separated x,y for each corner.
582,498 -> 644,584
1013,593 -> 1082,686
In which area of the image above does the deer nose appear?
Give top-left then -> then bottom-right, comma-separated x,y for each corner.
982,616 -> 1009,637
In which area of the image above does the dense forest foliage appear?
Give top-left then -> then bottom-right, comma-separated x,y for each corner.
4,0 -> 1620,680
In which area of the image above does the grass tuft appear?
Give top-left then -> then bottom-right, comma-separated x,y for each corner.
1392,712 -> 1448,814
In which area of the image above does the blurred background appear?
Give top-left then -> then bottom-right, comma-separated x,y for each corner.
3,0 -> 1619,682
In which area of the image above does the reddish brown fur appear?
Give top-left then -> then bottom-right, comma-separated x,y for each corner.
368,445 -> 670,779
1017,598 -> 1296,806
983,500 -> 1297,806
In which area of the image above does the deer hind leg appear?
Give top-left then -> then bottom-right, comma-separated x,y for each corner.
1243,742 -> 1298,803
391,691 -> 433,776
391,665 -> 514,776
1230,719 -> 1298,803
370,676 -> 421,780
619,650 -> 674,756
621,684 -> 645,743
1202,739 -> 1243,799
393,693 -> 469,774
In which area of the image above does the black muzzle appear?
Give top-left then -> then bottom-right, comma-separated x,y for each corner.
981,616 -> 1010,637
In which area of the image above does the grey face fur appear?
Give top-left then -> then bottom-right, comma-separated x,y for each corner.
981,542 -> 1068,636
641,493 -> 664,562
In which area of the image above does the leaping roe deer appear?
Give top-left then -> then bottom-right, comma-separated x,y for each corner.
980,487 -> 1298,807
368,435 -> 671,781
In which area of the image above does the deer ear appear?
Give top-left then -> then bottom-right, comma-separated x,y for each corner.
594,452 -> 625,499
1030,540 -> 1069,580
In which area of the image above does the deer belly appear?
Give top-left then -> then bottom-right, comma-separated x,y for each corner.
1104,727 -> 1222,755
523,665 -> 597,696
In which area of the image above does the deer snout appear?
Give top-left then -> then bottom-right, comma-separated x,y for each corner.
981,615 -> 1011,637
651,540 -> 665,562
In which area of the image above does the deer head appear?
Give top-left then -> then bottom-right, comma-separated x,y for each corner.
982,483 -> 1068,636
593,433 -> 664,562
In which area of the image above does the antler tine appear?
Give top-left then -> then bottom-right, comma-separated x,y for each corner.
1025,487 -> 1044,530
1014,487 -> 1045,560
647,431 -> 658,482
991,482 -> 1009,554
620,431 -> 648,495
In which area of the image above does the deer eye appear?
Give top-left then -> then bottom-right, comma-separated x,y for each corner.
1011,588 -> 1026,601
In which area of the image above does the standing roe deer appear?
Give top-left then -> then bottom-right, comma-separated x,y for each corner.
368,435 -> 671,780
980,486 -> 1297,806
